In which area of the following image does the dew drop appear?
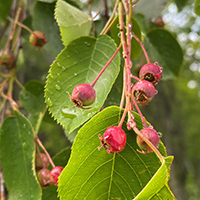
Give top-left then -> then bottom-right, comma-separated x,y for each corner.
117,32 -> 121,38
74,73 -> 77,76
57,62 -> 61,67
46,97 -> 53,107
23,124 -> 26,128
55,84 -> 61,90
61,107 -> 77,119
84,42 -> 91,47
61,66 -> 65,69
22,142 -> 27,148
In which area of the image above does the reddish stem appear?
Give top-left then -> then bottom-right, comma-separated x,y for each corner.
118,107 -> 128,128
35,135 -> 55,168
91,43 -> 122,87
131,96 -> 148,128
130,74 -> 140,81
132,34 -> 150,64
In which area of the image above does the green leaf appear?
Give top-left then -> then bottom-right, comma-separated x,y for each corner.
134,13 -> 149,34
110,16 -> 142,60
55,0 -> 92,46
33,1 -> 64,57
175,0 -> 188,10
194,0 -> 200,16
144,29 -> 183,79
58,106 -> 174,199
20,80 -> 46,131
0,111 -> 41,200
0,0 -> 12,21
45,35 -> 120,133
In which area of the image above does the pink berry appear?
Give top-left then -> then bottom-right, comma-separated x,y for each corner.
98,126 -> 126,154
132,80 -> 156,106
37,168 -> 53,188
139,62 -> 163,85
35,153 -> 50,170
29,31 -> 47,50
69,83 -> 96,109
136,127 -> 160,153
50,166 -> 64,186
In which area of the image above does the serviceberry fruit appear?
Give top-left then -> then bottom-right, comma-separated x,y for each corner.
35,153 -> 50,170
69,83 -> 96,109
37,168 -> 53,188
98,126 -> 126,154
29,31 -> 47,50
50,166 -> 64,186
0,50 -> 15,68
136,127 -> 160,153
139,62 -> 163,85
132,80 -> 156,106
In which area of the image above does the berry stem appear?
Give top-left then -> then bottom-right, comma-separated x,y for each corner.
130,96 -> 148,128
35,135 -> 55,168
91,43 -> 122,87
132,34 -> 150,64
100,0 -> 119,35
118,107 -> 128,128
130,74 -> 141,81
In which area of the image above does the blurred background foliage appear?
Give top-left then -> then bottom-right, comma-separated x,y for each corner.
1,0 -> 200,199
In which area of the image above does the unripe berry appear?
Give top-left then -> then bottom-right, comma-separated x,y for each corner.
154,17 -> 165,28
29,31 -> 47,50
35,153 -> 50,170
0,50 -> 15,68
139,62 -> 163,85
136,127 -> 160,153
37,168 -> 53,188
98,126 -> 126,154
132,80 -> 156,106
69,83 -> 96,109
50,166 -> 64,186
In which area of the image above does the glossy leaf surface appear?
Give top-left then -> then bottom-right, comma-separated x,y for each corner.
58,106 -> 174,199
45,35 -> 120,133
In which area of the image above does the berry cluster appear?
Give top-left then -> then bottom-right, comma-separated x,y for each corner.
35,153 -> 63,187
67,31 -> 163,155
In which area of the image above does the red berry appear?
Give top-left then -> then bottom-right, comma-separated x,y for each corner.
29,31 -> 47,50
69,83 -> 96,109
37,168 -> 53,188
154,17 -> 165,28
0,50 -> 15,68
50,166 -> 64,186
98,126 -> 126,154
139,62 -> 163,85
136,127 -> 160,153
35,153 -> 50,170
132,80 -> 156,106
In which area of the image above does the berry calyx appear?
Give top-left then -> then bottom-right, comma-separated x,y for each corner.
0,50 -> 15,68
139,62 -> 163,85
29,31 -> 47,50
98,126 -> 126,154
35,153 -> 50,170
37,168 -> 53,188
132,80 -> 156,106
50,166 -> 64,186
68,83 -> 96,109
136,127 -> 160,153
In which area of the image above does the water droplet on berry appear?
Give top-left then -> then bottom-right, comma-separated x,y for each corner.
55,84 -> 61,90
46,97 -> 53,107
